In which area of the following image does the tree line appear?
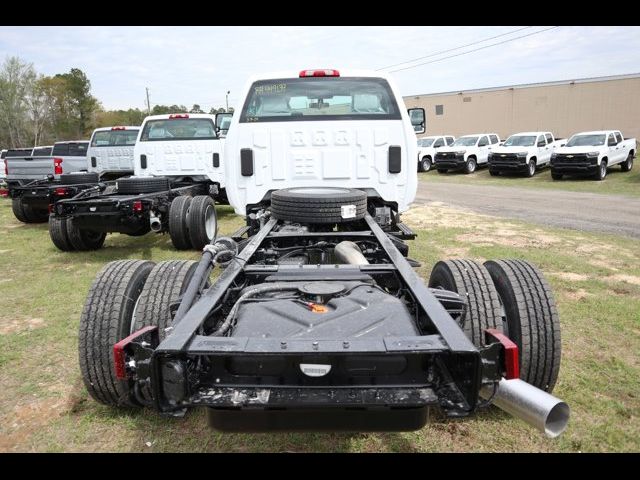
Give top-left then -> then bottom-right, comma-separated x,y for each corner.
0,56 -> 234,149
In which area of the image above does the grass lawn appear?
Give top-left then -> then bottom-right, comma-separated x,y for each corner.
0,198 -> 638,452
419,157 -> 640,197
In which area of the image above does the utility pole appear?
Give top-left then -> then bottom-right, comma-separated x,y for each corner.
146,87 -> 151,114
226,90 -> 230,112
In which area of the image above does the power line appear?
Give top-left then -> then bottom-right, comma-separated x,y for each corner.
389,26 -> 560,73
376,26 -> 534,71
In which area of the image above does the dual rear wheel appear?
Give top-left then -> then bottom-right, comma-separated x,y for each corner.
168,195 -> 218,250
428,258 -> 560,392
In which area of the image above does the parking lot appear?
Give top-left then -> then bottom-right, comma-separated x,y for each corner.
1,173 -> 638,452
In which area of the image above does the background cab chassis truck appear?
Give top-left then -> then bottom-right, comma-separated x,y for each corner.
6,142 -> 104,224
434,134 -> 500,174
550,130 -> 635,181
488,132 -> 563,177
78,69 -> 569,436
417,135 -> 455,172
50,114 -> 224,252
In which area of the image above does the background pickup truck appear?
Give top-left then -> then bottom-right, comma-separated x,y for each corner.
416,135 -> 455,172
5,146 -> 52,187
434,133 -> 501,174
87,126 -> 138,180
550,130 -> 636,181
488,131 -> 565,177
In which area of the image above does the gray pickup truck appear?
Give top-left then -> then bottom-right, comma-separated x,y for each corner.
6,141 -> 98,223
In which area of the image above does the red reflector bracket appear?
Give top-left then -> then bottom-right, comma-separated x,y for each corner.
54,187 -> 68,196
299,69 -> 340,78
0,188 -> 8,197
111,126 -> 126,130
113,325 -> 158,380
53,157 -> 63,175
132,200 -> 143,212
48,204 -> 54,214
169,114 -> 189,119
485,328 -> 520,380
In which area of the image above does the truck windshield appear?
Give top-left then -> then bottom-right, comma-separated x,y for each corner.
52,143 -> 89,156
451,136 -> 478,147
140,119 -> 216,141
32,147 -> 52,157
240,77 -> 401,122
565,134 -> 606,147
503,135 -> 536,147
418,138 -> 436,147
6,149 -> 33,157
91,130 -> 139,147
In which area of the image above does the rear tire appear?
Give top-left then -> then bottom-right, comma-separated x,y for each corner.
168,196 -> 193,250
187,196 -> 217,250
11,197 -> 29,223
60,172 -> 99,185
270,187 -> 367,224
484,259 -> 561,392
78,260 -> 155,407
67,218 -> 107,251
428,259 -> 502,347
117,176 -> 170,194
621,152 -> 634,172
132,260 -> 199,340
49,216 -> 75,251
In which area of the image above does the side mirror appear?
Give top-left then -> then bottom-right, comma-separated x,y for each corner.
537,141 -> 546,147
608,139 -> 617,146
478,142 -> 488,147
407,108 -> 425,134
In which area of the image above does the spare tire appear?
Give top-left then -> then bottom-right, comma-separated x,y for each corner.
60,172 -> 99,185
117,176 -> 170,194
270,187 -> 367,224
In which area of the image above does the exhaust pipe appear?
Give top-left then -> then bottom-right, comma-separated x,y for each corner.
480,378 -> 570,438
149,212 -> 162,232
334,241 -> 369,265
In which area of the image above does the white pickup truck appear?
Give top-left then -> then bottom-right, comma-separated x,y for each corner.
488,131 -> 565,177
417,135 -> 455,172
433,133 -> 501,174
550,130 -> 636,181
87,126 -> 139,180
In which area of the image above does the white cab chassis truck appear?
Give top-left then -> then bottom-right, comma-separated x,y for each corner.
417,135 -> 455,172
488,131 -> 564,177
550,130 -> 636,181
433,133 -> 501,174
77,69 -> 569,436
49,114 -> 226,252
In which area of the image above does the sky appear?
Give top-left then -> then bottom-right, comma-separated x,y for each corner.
1,26 -> 639,111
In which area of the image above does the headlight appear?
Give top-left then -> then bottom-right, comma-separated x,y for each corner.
516,152 -> 528,157
586,151 -> 599,157
455,150 -> 466,155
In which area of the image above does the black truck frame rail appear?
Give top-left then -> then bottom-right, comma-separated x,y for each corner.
117,214 -> 513,431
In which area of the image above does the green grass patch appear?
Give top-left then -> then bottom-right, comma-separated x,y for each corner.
0,198 -> 638,452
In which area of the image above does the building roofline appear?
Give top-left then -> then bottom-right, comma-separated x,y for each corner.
404,72 -> 640,99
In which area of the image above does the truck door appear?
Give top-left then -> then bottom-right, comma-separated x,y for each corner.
537,135 -> 549,165
477,136 -> 490,164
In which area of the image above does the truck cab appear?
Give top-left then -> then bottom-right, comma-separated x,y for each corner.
434,133 -> 500,174
551,130 -> 636,181
417,135 -> 455,172
223,69 -> 420,216
87,126 -> 139,180
134,113 -> 225,191
488,131 -> 561,177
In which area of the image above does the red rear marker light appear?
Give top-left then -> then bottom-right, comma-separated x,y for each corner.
111,126 -> 125,130
53,157 -> 63,175
485,328 -> 520,380
299,69 -> 340,78
133,200 -> 143,212
169,114 -> 189,119
54,187 -> 68,196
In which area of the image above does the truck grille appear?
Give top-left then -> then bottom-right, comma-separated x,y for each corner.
553,154 -> 588,163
